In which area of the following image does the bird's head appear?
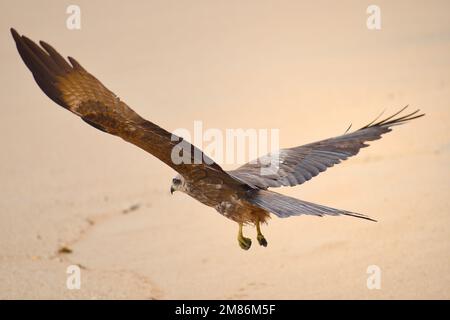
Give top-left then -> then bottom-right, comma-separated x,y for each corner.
170,174 -> 186,194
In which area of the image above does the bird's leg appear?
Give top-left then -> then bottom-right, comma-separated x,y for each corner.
256,218 -> 268,247
237,223 -> 252,250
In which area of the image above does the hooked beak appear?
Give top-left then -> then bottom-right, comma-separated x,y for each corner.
170,186 -> 175,195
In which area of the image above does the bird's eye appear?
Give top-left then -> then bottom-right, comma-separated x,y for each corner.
172,178 -> 181,185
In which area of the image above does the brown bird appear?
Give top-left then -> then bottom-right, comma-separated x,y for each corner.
11,28 -> 424,250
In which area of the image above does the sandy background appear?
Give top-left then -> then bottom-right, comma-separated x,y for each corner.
0,0 -> 449,299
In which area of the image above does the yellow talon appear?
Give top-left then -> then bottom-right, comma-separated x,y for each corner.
256,219 -> 268,247
237,223 -> 252,250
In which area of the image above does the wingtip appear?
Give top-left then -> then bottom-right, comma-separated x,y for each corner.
10,27 -> 21,41
344,123 -> 352,134
68,56 -> 85,70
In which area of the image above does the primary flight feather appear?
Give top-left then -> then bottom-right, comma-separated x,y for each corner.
11,28 -> 424,250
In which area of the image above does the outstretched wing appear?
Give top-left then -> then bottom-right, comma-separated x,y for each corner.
11,28 -> 243,188
229,107 -> 424,189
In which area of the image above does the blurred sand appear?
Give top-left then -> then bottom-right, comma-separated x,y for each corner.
0,0 -> 449,299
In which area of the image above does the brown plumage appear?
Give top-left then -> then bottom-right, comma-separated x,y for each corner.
11,28 -> 424,250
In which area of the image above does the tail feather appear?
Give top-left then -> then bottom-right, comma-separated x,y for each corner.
247,189 -> 376,222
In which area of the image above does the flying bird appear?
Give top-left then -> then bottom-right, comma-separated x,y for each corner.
11,28 -> 424,250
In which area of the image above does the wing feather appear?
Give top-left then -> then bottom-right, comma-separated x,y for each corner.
11,28 -> 244,189
229,107 -> 424,189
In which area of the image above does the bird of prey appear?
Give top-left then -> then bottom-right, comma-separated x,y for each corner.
11,28 -> 424,250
